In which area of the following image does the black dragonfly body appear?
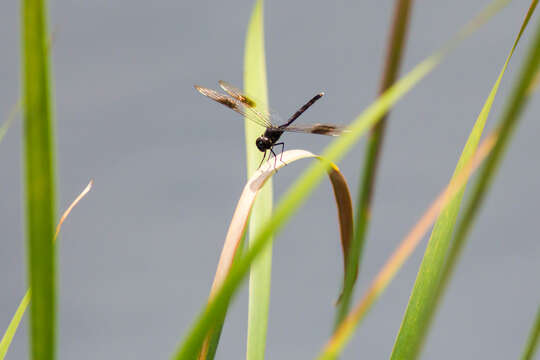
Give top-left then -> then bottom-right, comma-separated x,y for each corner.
195,81 -> 345,168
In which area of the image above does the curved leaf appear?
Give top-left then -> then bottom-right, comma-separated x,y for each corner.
198,150 -> 353,359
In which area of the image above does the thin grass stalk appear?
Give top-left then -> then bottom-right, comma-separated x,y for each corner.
521,304 -> 540,360
334,0 -> 414,328
21,0 -> 57,358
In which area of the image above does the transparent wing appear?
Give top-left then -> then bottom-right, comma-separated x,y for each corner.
218,80 -> 284,125
194,85 -> 275,129
218,80 -> 255,106
282,124 -> 347,136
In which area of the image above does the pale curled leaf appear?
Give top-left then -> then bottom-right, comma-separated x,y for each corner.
209,150 -> 352,298
198,150 -> 353,359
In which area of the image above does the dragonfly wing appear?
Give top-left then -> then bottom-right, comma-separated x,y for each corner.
194,85 -> 274,129
218,80 -> 284,125
218,81 -> 254,105
282,124 -> 347,136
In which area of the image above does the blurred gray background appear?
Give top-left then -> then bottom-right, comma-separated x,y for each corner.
1,0 -> 539,358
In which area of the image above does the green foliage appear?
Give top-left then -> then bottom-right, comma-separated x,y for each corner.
2,0 -> 536,359
172,19 -> 461,359
390,2 -> 538,359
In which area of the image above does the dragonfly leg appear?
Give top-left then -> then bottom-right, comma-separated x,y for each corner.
257,150 -> 267,169
273,142 -> 287,166
270,148 -> 278,169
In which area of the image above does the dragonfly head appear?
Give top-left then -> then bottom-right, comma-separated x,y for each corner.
256,136 -> 272,152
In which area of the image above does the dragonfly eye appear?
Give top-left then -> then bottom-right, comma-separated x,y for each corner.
256,136 -> 271,152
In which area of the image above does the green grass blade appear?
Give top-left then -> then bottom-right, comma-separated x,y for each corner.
244,1 -> 272,359
390,2 -> 537,359
435,10 -> 540,356
317,130 -> 498,360
170,2 -> 505,357
335,0 -> 414,329
21,0 -> 57,357
0,290 -> 31,359
521,304 -> 540,360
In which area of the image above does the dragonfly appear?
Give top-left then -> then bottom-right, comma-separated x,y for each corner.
194,81 -> 345,168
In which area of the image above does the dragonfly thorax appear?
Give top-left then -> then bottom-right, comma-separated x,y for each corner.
256,128 -> 283,152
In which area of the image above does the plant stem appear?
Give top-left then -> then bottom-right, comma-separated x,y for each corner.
334,0 -> 414,328
21,0 -> 57,358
